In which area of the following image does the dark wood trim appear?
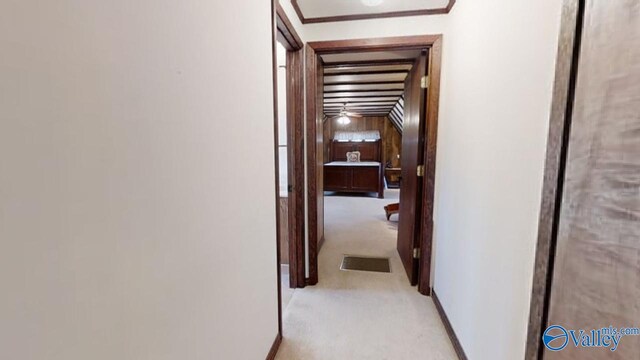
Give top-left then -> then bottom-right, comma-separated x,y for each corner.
446,0 -> 457,12
324,80 -> 406,86
276,2 -> 303,51
286,49 -> 307,289
325,96 -> 401,100
325,104 -> 396,108
324,69 -> 410,76
326,113 -> 392,116
269,0 -> 283,338
305,43 -> 321,286
324,103 -> 396,107
525,0 -> 583,359
306,35 -> 443,292
327,113 -> 390,117
324,59 -> 415,68
324,88 -> 404,94
326,111 -> 392,114
326,111 -> 394,115
418,37 -> 442,296
308,35 -> 441,54
432,290 -> 468,360
265,333 -> 283,360
292,0 -> 456,24
326,109 -> 394,113
324,99 -> 399,104
325,96 -> 400,101
325,91 -> 404,97
324,103 -> 397,107
325,85 -> 406,91
290,0 -> 306,26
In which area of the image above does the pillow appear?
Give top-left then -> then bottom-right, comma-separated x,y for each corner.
346,151 -> 361,162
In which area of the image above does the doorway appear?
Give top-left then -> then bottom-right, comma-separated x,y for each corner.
305,36 -> 443,294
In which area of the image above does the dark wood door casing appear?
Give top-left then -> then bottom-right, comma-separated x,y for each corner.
305,44 -> 324,285
286,48 -> 306,288
417,40 -> 442,295
305,35 -> 443,291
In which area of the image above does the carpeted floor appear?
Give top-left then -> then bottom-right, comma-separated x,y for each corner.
276,189 -> 457,360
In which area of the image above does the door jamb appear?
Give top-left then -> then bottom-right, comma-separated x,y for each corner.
270,1 -> 305,350
305,35 -> 443,291
525,0 -> 583,358
275,3 -> 306,289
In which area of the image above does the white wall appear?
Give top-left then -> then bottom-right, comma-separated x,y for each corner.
432,1 -> 562,359
0,1 -> 278,359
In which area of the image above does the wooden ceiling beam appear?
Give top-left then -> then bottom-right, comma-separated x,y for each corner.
324,84 -> 405,91
324,90 -> 404,97
325,97 -> 401,103
323,69 -> 410,76
323,59 -> 415,68
323,80 -> 406,86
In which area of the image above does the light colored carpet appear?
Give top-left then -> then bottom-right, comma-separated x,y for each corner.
281,264 -> 295,312
276,190 -> 457,360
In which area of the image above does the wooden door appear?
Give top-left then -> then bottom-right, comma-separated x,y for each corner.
397,53 -> 428,285
305,45 -> 324,284
543,1 -> 640,359
285,49 -> 306,288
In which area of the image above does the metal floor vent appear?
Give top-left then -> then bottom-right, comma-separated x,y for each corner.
340,256 -> 391,273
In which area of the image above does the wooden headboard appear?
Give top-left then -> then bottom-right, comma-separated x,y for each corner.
330,140 -> 382,162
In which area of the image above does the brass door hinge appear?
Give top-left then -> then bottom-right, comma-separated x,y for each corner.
421,76 -> 430,89
417,165 -> 425,177
413,248 -> 421,259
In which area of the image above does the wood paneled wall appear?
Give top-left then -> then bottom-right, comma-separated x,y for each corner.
323,116 -> 402,168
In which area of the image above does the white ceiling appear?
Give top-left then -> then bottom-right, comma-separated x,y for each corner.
296,0 -> 450,19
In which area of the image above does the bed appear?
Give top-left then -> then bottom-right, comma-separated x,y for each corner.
324,138 -> 385,198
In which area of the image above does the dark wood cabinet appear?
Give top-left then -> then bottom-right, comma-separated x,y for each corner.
324,163 -> 384,198
324,140 -> 385,198
329,141 -> 381,162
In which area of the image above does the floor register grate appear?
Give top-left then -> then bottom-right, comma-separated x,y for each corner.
340,255 -> 391,273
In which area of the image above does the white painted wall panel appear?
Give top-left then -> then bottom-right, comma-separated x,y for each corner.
0,1 -> 278,359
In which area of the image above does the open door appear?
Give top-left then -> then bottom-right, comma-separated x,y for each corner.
304,36 -> 443,289
305,44 -> 324,285
397,51 -> 428,285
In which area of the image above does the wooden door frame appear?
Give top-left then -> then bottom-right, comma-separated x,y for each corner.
525,0 -> 584,358
305,35 -> 443,292
275,2 -> 307,289
269,2 -> 305,356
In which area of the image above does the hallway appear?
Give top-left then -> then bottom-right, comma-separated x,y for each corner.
277,190 -> 457,359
